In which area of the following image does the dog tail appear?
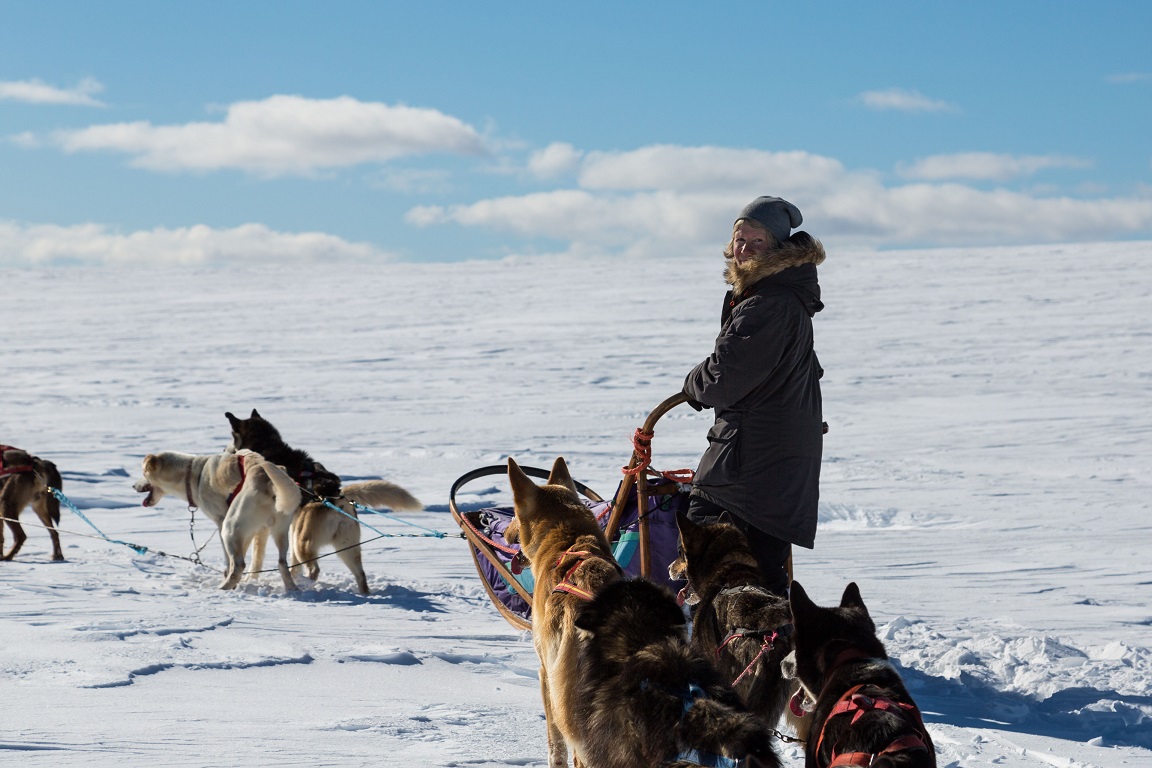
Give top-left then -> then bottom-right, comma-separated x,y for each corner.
341,480 -> 423,512
251,455 -> 303,516
33,458 -> 63,525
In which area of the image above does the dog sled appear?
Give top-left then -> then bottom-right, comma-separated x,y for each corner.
450,393 -> 693,630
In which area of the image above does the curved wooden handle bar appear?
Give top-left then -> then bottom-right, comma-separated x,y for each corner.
605,392 -> 692,576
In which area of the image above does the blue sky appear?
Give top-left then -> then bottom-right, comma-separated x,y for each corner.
1,1 -> 1150,264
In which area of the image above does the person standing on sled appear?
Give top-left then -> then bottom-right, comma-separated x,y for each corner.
683,195 -> 825,597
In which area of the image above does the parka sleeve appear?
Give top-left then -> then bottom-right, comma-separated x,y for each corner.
683,295 -> 795,409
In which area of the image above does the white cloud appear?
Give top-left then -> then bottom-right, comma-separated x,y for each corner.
898,152 -> 1093,181
1105,72 -> 1152,84
49,95 -> 486,176
408,142 -> 1152,251
857,87 -> 959,113
528,142 -> 583,178
8,131 -> 41,148
838,184 -> 1152,244
0,77 -> 105,106
577,146 -> 847,193
410,186 -> 741,246
0,221 -> 394,266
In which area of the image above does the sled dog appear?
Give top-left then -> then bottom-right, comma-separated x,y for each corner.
573,577 -> 781,768
670,511 -> 805,737
225,408 -> 422,593
225,409 -> 342,498
505,456 -> 623,768
0,445 -> 64,561
134,449 -> 302,591
292,480 -> 422,595
785,581 -> 936,768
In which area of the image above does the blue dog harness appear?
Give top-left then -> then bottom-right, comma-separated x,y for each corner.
640,680 -> 747,768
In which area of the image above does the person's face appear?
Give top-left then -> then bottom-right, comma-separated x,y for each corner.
731,221 -> 770,266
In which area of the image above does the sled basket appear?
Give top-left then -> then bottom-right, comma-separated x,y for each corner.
449,393 -> 692,630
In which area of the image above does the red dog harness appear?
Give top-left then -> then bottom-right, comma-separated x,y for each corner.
815,682 -> 931,767
552,548 -> 624,601
225,454 -> 248,506
0,445 -> 34,479
552,549 -> 600,601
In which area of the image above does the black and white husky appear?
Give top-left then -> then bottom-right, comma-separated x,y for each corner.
225,409 -> 422,594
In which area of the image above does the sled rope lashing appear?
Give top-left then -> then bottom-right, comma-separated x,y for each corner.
607,393 -> 693,580
620,429 -> 695,485
814,683 -> 931,768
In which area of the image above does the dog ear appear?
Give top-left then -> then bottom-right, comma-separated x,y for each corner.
789,580 -> 816,623
507,458 -> 538,508
840,581 -> 867,611
250,408 -> 261,418
546,456 -> 577,493
675,509 -> 699,537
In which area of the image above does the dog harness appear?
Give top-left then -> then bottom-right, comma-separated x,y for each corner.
717,627 -> 782,687
184,455 -> 247,511
638,680 -> 750,768
225,454 -> 248,507
711,586 -> 794,687
813,670 -> 932,767
0,445 -> 34,478
551,549 -> 615,601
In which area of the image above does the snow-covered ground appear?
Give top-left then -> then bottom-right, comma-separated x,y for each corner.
2,241 -> 1150,767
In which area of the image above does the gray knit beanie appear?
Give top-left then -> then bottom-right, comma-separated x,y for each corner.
736,196 -> 803,243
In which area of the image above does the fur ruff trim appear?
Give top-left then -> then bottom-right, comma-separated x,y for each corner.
725,233 -> 826,296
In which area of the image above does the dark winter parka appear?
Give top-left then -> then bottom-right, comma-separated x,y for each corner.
683,233 -> 825,548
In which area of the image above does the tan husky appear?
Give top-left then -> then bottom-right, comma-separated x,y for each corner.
505,457 -> 622,768
291,480 -> 423,595
134,449 -> 301,592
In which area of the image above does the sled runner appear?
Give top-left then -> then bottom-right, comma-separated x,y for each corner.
450,393 -> 692,630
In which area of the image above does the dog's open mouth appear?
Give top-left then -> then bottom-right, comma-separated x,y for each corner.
134,481 -> 158,507
676,584 -> 700,607
789,687 -> 816,718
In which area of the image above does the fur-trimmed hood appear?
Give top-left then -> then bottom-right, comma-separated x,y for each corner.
724,231 -> 826,298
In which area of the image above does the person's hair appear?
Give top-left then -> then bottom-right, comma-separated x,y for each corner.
723,218 -> 780,260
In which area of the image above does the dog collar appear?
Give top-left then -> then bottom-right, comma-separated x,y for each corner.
183,462 -> 198,511
0,445 -> 34,478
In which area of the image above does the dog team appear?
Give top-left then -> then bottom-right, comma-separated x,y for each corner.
2,424 -> 934,767
506,456 -> 934,768
3,409 -> 422,595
